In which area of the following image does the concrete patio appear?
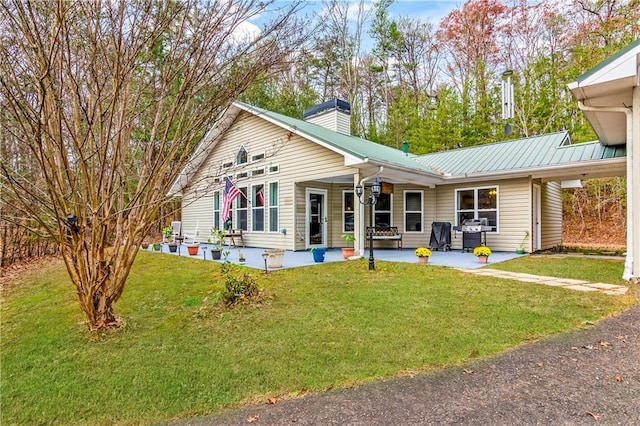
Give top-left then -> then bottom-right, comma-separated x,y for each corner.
149,243 -> 524,270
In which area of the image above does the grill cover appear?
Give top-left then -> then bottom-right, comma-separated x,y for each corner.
429,222 -> 451,251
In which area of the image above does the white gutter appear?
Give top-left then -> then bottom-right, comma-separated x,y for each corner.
356,165 -> 384,257
577,100 -> 637,281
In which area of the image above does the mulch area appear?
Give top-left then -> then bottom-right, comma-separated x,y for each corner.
175,302 -> 640,426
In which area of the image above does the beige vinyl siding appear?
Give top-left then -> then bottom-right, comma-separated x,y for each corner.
541,181 -> 563,249
180,193 -> 212,242
434,178 -> 531,252
182,111 -> 353,250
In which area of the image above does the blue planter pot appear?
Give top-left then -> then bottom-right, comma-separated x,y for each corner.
311,247 -> 326,262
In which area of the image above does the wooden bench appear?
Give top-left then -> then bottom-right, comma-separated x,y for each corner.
222,229 -> 244,248
365,226 -> 403,249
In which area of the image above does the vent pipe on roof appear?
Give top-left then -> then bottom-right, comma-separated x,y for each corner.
303,99 -> 351,135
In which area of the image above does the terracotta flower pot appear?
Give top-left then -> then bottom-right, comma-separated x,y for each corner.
342,247 -> 355,259
478,255 -> 489,264
417,256 -> 429,264
187,244 -> 199,256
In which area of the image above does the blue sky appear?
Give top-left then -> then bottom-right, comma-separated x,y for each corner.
245,1 -> 460,49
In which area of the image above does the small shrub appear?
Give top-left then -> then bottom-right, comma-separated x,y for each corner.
220,262 -> 262,307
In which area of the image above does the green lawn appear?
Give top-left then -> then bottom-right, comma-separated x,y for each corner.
1,253 -> 635,425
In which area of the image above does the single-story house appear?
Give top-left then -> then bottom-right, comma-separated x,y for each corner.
169,39 -> 638,281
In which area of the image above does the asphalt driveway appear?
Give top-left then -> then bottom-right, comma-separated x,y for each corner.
172,301 -> 639,426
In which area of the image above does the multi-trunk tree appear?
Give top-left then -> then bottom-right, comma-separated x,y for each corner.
0,0 -> 307,330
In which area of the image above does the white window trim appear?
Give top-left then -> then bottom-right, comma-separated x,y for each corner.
268,180 -> 280,233
236,145 -> 248,165
251,167 -> 266,176
454,185 -> 499,233
372,193 -> 393,227
236,186 -> 249,231
251,151 -> 266,162
212,190 -> 221,231
342,190 -> 355,233
268,164 -> 280,174
251,183 -> 265,233
403,190 -> 424,234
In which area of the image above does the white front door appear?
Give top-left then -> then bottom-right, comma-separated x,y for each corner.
306,188 -> 327,248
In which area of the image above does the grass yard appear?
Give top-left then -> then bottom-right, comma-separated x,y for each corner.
1,252 -> 635,425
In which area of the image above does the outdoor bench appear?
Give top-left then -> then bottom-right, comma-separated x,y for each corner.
365,226 -> 403,249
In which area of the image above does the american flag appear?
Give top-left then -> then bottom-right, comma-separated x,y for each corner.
222,177 -> 241,221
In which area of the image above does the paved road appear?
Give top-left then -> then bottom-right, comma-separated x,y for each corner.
173,303 -> 640,426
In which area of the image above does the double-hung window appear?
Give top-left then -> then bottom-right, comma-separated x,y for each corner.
237,186 -> 248,230
269,182 -> 279,232
252,184 -> 265,232
404,191 -> 423,232
373,193 -> 392,227
343,191 -> 354,232
455,186 -> 498,231
213,191 -> 221,230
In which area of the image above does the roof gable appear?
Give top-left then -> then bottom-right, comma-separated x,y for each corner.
233,101 -> 440,176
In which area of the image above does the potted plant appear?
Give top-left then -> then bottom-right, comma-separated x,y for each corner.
141,241 -> 149,250
473,246 -> 492,263
414,247 -> 432,264
341,234 -> 356,259
516,230 -> 530,254
152,242 -> 161,251
186,243 -> 200,256
209,227 -> 226,260
238,250 -> 246,262
310,247 -> 326,263
162,226 -> 177,253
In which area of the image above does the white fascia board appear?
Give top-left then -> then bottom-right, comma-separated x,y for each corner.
441,158 -> 626,183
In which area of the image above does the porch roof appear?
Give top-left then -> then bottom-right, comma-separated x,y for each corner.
413,131 -> 626,180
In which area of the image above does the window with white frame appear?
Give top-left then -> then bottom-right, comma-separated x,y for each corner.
343,191 -> 354,232
237,186 -> 248,230
251,152 -> 265,162
213,191 -> 221,230
373,193 -> 392,227
268,164 -> 279,174
237,147 -> 248,165
455,186 -> 498,231
269,182 -> 279,232
252,184 -> 265,232
404,191 -> 423,232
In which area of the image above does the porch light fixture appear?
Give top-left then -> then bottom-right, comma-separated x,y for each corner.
355,178 -> 382,270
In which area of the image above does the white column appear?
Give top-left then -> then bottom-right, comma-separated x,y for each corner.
631,86 -> 640,280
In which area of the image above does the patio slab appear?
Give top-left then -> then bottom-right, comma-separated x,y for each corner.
148,244 -> 524,270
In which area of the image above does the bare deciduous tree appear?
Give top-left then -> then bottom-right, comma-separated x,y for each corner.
0,0 -> 307,329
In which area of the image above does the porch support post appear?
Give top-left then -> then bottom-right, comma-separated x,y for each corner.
630,85 -> 640,281
354,172 -> 365,257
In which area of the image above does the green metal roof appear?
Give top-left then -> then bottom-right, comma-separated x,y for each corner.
575,38 -> 640,84
413,131 -> 626,176
234,102 -> 440,176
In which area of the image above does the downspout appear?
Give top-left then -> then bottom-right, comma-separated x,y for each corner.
577,100 -> 636,281
356,165 -> 384,257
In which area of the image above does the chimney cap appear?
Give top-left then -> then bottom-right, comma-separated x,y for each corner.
303,99 -> 350,120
